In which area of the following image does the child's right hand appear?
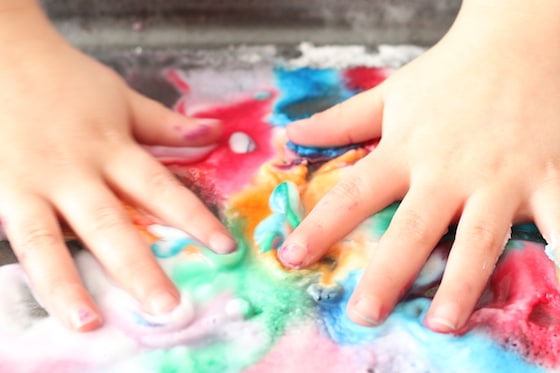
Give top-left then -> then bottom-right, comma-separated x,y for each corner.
281,0 -> 560,334
0,1 -> 236,331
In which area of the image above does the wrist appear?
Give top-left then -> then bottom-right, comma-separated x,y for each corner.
438,0 -> 560,70
0,0 -> 65,49
0,0 -> 75,74
450,1 -> 560,48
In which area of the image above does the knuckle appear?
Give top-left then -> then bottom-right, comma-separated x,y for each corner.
392,209 -> 430,241
539,160 -> 560,187
486,157 -> 507,174
14,224 -> 60,254
90,204 -> 129,233
463,224 -> 502,253
94,125 -> 127,146
40,144 -> 77,170
328,178 -> 363,210
146,169 -> 183,198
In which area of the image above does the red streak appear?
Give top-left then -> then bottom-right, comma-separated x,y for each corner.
342,67 -> 389,92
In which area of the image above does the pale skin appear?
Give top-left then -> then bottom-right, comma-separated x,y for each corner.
0,0 -> 236,331
280,0 -> 560,333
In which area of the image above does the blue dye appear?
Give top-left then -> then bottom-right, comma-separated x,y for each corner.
317,271 -> 544,373
151,237 -> 197,259
270,67 -> 352,126
286,141 -> 362,159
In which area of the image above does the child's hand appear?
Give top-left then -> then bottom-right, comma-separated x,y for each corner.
280,1 -> 560,333
0,2 -> 235,331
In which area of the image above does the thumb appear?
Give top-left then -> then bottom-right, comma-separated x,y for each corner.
286,82 -> 386,147
128,90 -> 222,147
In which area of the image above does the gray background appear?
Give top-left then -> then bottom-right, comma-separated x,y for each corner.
40,0 -> 462,50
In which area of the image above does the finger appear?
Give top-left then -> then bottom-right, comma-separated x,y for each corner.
104,146 -> 236,254
425,187 -> 517,333
346,184 -> 459,326
286,83 -> 386,147
51,177 -> 180,316
530,177 -> 560,258
145,144 -> 216,164
279,150 -> 404,268
128,90 -> 222,147
0,191 -> 102,331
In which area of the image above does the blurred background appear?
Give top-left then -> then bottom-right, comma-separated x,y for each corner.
40,0 -> 462,50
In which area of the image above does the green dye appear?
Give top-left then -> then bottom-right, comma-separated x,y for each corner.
362,203 -> 399,237
272,181 -> 303,228
256,231 -> 280,253
151,218 -> 313,372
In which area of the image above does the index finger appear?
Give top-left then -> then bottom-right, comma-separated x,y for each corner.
278,150 -> 405,268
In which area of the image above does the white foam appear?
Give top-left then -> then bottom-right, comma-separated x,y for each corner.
285,42 -> 425,69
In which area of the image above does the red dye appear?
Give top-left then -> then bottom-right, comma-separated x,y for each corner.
165,94 -> 277,203
465,242 -> 560,367
164,69 -> 191,94
173,96 -> 188,114
342,67 -> 389,92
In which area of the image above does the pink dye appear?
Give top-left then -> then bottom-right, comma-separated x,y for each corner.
164,69 -> 191,94
467,243 -> 560,367
166,94 -> 278,198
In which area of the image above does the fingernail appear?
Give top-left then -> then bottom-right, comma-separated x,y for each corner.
427,305 -> 459,333
147,290 -> 180,315
278,243 -> 308,268
348,297 -> 382,326
209,232 -> 237,254
70,306 -> 102,331
183,118 -> 221,141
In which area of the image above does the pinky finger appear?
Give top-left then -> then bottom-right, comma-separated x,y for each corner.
1,192 -> 102,332
425,188 -> 517,333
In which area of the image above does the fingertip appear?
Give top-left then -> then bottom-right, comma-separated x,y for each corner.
191,117 -> 222,130
130,90 -> 222,147
425,318 -> 457,334
52,284 -> 104,332
424,303 -> 461,334
145,288 -> 181,316
68,304 -> 104,332
208,231 -> 237,254
347,296 -> 384,327
180,117 -> 223,145
286,119 -> 310,141
287,86 -> 386,147
277,243 -> 309,268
